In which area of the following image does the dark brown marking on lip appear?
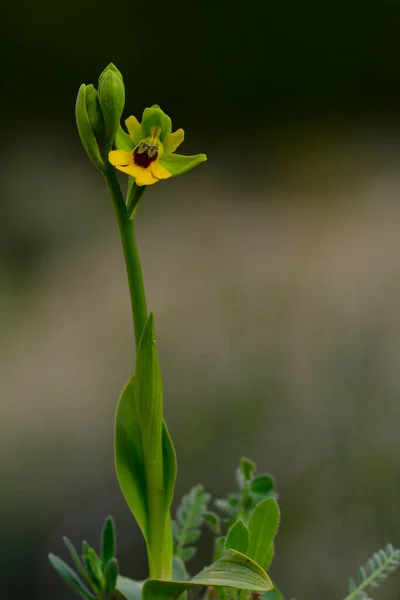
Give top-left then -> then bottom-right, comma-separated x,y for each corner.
133,142 -> 158,168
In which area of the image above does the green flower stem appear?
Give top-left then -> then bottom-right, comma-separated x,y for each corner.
103,165 -> 148,349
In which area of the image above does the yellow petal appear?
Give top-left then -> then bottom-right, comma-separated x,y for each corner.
108,149 -> 134,167
151,161 -> 172,180
163,128 -> 185,155
134,168 -> 158,186
112,162 -> 158,185
125,116 -> 145,145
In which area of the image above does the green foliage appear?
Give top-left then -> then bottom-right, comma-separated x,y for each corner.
172,484 -> 211,563
246,499 -> 280,571
116,576 -> 143,600
215,457 -> 278,531
142,549 -> 273,600
345,544 -> 400,600
52,68 -> 400,600
101,516 -> 116,565
115,313 -> 177,579
49,516 -> 120,600
226,520 -> 249,554
49,554 -> 96,600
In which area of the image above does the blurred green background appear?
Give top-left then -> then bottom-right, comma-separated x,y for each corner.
2,0 -> 400,599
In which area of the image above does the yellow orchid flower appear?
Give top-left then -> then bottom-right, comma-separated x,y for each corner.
108,105 -> 207,186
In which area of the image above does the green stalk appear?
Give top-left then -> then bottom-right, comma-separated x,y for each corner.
105,165 -> 173,580
103,165 -> 148,349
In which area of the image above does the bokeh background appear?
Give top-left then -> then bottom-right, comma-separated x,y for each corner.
2,1 -> 400,599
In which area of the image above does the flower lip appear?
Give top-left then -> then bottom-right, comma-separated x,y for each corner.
133,141 -> 159,169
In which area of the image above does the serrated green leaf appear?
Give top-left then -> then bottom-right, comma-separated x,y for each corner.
142,549 -> 273,600
49,554 -> 96,600
345,543 -> 400,600
101,516 -> 116,564
226,520 -> 249,554
246,499 -> 280,571
116,576 -> 143,600
174,484 -> 210,563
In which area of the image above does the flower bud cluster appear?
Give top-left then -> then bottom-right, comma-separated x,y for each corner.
75,63 -> 125,171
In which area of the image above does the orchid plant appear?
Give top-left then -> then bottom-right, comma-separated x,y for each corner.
49,64 -> 400,600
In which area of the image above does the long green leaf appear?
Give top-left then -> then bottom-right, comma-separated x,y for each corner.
115,314 -> 176,580
161,420 -> 177,577
101,516 -> 116,564
247,499 -> 280,570
62,537 -> 92,587
135,313 -> 168,579
115,375 -> 148,537
142,549 -> 273,600
48,554 -> 96,600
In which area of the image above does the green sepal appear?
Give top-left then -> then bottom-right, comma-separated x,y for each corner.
104,558 -> 119,592
226,519 -> 249,554
75,84 -> 105,171
159,153 -> 207,177
98,63 -> 125,150
48,553 -> 96,600
116,124 -> 134,151
142,549 -> 274,600
101,516 -> 116,564
246,498 -> 280,571
85,84 -> 104,135
141,105 -> 172,140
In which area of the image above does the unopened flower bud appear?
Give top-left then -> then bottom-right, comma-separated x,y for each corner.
85,84 -> 104,135
75,84 -> 105,171
98,63 -> 125,151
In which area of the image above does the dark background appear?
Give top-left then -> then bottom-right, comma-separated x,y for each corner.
2,1 -> 400,599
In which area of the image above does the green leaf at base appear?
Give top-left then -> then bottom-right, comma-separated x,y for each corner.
142,549 -> 273,600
